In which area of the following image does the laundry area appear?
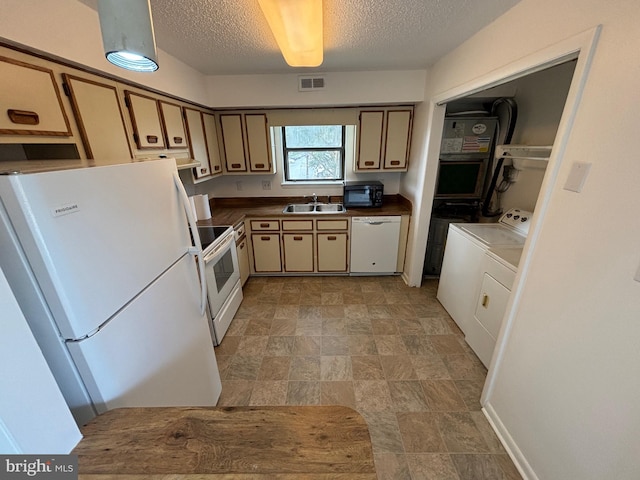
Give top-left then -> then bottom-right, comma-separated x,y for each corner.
424,59 -> 577,366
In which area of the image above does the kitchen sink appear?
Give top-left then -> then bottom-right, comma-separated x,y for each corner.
283,203 -> 346,214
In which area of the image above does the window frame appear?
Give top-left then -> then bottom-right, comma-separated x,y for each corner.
281,125 -> 346,182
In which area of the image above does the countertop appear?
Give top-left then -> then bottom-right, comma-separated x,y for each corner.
73,406 -> 376,479
197,195 -> 412,229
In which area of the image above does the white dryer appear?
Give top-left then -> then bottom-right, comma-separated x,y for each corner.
436,209 -> 532,336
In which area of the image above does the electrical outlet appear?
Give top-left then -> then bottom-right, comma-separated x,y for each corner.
236,181 -> 242,191
262,180 -> 271,190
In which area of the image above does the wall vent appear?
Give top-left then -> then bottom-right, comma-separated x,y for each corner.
298,76 -> 325,91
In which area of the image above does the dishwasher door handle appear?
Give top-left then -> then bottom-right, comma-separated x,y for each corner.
367,221 -> 384,225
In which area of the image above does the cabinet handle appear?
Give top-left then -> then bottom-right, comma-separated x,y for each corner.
293,236 -> 303,241
173,136 -> 183,144
364,161 -> 374,166
7,109 -> 39,125
255,163 -> 265,169
231,163 -> 242,169
260,223 -> 270,228
239,242 -> 245,250
390,160 -> 401,165
200,168 -> 208,174
214,165 -> 220,171
482,294 -> 490,308
261,236 -> 270,241
146,135 -> 158,144
327,236 -> 337,241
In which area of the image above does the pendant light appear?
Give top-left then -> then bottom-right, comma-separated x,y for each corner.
258,0 -> 323,67
98,0 -> 159,72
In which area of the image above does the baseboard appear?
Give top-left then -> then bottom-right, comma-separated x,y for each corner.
482,403 -> 539,480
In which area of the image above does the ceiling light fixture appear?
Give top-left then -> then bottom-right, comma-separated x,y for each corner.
258,0 -> 323,68
98,0 -> 159,72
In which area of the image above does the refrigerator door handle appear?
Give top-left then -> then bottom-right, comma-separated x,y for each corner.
172,171 -> 207,315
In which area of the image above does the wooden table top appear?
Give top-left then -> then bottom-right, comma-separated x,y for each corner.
73,406 -> 377,480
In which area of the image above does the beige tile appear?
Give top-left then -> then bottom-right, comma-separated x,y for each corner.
494,454 -> 523,480
298,305 -> 322,320
299,291 -> 322,305
379,355 -> 417,380
368,305 -> 392,319
257,356 -> 291,380
217,380 -> 253,406
215,335 -> 241,356
226,355 -> 263,380
351,355 -> 385,380
422,380 -> 468,412
243,318 -> 272,336
420,317 -> 453,335
430,335 -> 468,355
435,413 -> 490,453
470,411 -> 506,453
371,319 -> 399,335
320,355 -> 352,381
269,318 -> 298,336
278,292 -> 301,305
405,453 -> 461,480
384,292 -> 412,305
235,336 -> 269,356
215,354 -> 232,379
342,290 -> 365,304
264,336 -> 295,356
353,380 -> 393,412
321,292 -> 343,305
295,317 -> 322,336
402,335 -> 437,355
321,336 -> 350,355
411,355 -> 452,380
344,304 -> 369,319
450,454 -> 506,480
289,355 -> 320,380
321,305 -> 345,318
395,318 -> 425,335
273,305 -> 299,320
348,335 -> 378,355
454,379 -> 485,411
362,292 -> 388,305
286,381 -> 320,405
360,410 -> 405,454
397,412 -> 446,453
321,318 -> 347,335
373,453 -> 411,480
442,355 -> 487,380
375,335 -> 409,355
248,380 -> 288,406
320,381 -> 356,408
292,336 -> 321,355
346,317 -> 374,335
388,381 -> 430,412
388,304 -> 417,318
413,302 -> 450,318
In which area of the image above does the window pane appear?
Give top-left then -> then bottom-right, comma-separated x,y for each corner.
284,125 -> 342,148
286,150 -> 342,181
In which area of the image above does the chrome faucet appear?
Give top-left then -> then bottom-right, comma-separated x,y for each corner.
310,193 -> 318,204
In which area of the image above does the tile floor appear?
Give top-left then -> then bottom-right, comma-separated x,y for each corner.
214,275 -> 522,480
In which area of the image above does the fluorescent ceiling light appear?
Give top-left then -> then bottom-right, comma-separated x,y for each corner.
258,0 -> 323,67
98,0 -> 159,72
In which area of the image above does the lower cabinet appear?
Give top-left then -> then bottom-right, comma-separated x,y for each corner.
317,233 -> 348,272
251,233 -> 282,273
236,237 -> 250,286
282,233 -> 314,272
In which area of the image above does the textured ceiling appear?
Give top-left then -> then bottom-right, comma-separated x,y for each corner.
82,0 -> 522,75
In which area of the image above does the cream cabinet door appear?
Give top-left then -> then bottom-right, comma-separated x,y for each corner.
184,107 -> 212,180
202,113 -> 222,176
237,237 -> 250,286
251,233 -> 282,273
282,233 -> 314,272
220,114 -> 247,172
383,110 -> 412,170
245,113 -> 272,172
159,101 -> 187,148
317,233 -> 348,272
356,110 -> 384,170
62,74 -> 132,161
125,91 -> 165,149
0,56 -> 72,136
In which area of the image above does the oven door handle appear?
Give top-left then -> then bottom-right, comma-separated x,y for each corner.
203,233 -> 234,264
173,171 -> 207,315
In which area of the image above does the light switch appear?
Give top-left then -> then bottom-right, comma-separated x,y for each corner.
563,162 -> 592,193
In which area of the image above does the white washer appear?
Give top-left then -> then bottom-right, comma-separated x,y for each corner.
436,209 -> 531,336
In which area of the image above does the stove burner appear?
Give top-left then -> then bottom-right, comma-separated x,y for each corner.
197,226 -> 232,253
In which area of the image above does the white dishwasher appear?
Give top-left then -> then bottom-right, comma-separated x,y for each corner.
350,216 -> 401,274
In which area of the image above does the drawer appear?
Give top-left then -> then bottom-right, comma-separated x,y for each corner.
234,222 -> 246,240
316,219 -> 349,231
282,220 -> 313,231
250,220 -> 280,231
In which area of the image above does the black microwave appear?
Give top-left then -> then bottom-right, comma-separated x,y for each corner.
343,181 -> 384,207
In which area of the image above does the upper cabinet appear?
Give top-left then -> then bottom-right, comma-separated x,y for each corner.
355,107 -> 413,172
62,74 -> 132,161
159,101 -> 188,149
220,113 -> 274,174
0,56 -> 72,136
184,107 -> 222,183
124,91 -> 166,149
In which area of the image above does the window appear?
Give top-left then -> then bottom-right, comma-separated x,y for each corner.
282,125 -> 345,182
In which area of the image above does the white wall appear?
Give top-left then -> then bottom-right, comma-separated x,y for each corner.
402,0 -> 640,478
0,0 -> 209,105
206,70 -> 426,108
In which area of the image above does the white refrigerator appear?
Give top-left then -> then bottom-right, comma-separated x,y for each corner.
0,159 -> 222,425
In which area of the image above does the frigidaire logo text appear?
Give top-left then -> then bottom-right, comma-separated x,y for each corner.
2,455 -> 77,479
54,204 -> 79,215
